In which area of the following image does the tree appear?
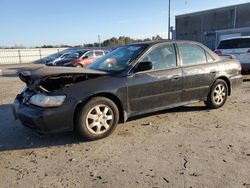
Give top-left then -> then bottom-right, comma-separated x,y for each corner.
1,34 -> 164,49
101,35 -> 163,47
152,35 -> 163,41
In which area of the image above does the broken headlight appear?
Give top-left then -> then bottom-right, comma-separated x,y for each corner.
29,94 -> 66,108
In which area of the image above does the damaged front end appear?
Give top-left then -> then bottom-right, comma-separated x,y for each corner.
16,67 -> 107,107
13,67 -> 108,133
18,67 -> 107,92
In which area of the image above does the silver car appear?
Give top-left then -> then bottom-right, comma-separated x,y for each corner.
215,36 -> 250,74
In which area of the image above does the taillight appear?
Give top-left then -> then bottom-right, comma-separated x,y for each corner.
214,50 -> 222,55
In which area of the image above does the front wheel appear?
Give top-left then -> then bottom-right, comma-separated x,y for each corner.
205,79 -> 228,109
76,97 -> 119,140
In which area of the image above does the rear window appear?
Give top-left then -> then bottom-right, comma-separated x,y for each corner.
95,51 -> 104,57
178,43 -> 207,66
218,38 -> 250,49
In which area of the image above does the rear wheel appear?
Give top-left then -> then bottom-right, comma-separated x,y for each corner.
205,79 -> 228,109
76,97 -> 119,140
76,64 -> 83,68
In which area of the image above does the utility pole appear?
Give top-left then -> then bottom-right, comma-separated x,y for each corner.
168,0 -> 171,39
185,1 -> 188,14
98,35 -> 101,48
233,5 -> 237,29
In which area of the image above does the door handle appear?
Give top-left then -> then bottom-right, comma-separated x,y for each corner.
171,75 -> 180,80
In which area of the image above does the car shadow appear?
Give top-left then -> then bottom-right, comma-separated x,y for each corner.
1,73 -> 18,77
0,103 -> 208,152
0,104 -> 87,152
128,104 -> 209,121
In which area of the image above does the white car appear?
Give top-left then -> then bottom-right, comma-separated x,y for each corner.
215,36 -> 250,74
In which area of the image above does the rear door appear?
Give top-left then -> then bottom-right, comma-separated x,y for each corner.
83,51 -> 96,66
127,43 -> 183,114
177,42 -> 218,102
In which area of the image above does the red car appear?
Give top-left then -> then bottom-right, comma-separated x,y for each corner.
67,50 -> 109,68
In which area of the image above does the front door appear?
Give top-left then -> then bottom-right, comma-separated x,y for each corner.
127,43 -> 183,115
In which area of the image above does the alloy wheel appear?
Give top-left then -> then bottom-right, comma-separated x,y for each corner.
85,105 -> 114,135
212,84 -> 226,105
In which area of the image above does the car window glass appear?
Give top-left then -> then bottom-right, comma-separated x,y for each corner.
68,53 -> 80,58
53,54 -> 62,58
61,54 -> 68,58
142,44 -> 176,70
85,51 -> 94,58
237,38 -> 250,48
218,38 -> 250,49
88,44 -> 148,73
178,43 -> 207,66
95,51 -> 104,57
206,52 -> 214,63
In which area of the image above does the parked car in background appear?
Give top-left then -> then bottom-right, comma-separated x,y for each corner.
215,36 -> 250,74
63,50 -> 109,68
13,40 -> 242,140
45,52 -> 71,66
41,51 -> 68,64
51,50 -> 85,67
53,50 -> 108,67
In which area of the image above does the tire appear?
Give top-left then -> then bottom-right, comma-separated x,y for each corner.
205,79 -> 228,109
76,64 -> 83,68
76,97 -> 119,140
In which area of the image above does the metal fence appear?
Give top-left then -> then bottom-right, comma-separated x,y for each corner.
0,48 -> 67,65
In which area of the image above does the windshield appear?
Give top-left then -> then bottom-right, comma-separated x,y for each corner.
218,38 -> 250,49
67,51 -> 85,59
50,53 -> 63,59
61,53 -> 70,58
88,44 -> 148,72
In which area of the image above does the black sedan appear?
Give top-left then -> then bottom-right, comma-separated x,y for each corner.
13,40 -> 243,140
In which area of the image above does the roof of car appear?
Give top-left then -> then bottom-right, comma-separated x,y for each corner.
128,39 -> 220,61
126,39 -> 203,46
220,36 -> 250,41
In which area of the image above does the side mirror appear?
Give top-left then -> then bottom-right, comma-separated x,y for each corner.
135,61 -> 152,73
82,55 -> 88,59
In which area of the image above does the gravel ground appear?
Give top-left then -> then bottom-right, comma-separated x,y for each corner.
0,74 -> 250,188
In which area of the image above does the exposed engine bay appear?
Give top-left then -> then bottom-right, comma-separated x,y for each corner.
17,66 -> 107,92
19,73 -> 101,92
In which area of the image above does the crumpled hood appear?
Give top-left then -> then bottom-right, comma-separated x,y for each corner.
19,66 -> 107,79
18,66 -> 108,92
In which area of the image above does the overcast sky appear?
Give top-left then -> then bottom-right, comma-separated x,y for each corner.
0,0 -> 249,47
